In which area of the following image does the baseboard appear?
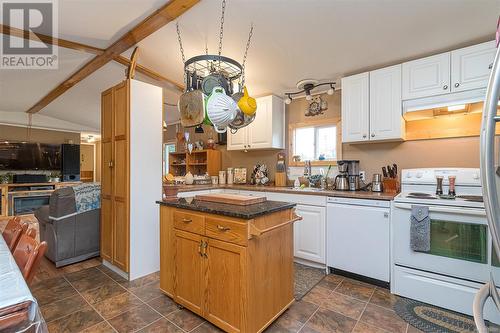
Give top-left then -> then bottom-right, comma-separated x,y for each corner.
102,260 -> 129,280
329,267 -> 390,289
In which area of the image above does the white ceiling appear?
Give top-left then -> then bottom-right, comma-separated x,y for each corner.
1,0 -> 499,130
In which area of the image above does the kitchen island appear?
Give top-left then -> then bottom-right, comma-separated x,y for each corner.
156,196 -> 299,333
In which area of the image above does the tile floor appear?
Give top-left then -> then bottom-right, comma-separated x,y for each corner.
32,262 -> 425,333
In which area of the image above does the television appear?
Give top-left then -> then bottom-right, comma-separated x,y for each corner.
0,142 -> 62,170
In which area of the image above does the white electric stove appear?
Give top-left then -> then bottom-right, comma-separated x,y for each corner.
392,168 -> 499,324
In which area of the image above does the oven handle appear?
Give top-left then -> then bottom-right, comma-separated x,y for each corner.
393,202 -> 486,217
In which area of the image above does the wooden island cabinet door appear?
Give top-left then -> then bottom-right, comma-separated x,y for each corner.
174,230 -> 204,315
204,238 -> 246,333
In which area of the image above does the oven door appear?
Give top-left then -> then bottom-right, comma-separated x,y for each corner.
392,202 -> 490,283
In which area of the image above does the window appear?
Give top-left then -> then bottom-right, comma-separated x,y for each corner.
163,143 -> 176,175
289,121 -> 340,166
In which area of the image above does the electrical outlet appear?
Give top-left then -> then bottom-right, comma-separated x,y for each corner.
359,171 -> 366,181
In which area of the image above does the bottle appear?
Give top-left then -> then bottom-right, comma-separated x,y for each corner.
436,176 -> 443,195
227,168 -> 234,185
294,178 -> 300,188
219,171 -> 226,185
185,171 -> 194,185
448,175 -> 456,196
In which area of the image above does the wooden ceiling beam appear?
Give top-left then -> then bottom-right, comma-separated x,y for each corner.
24,0 -> 197,114
0,24 -> 184,91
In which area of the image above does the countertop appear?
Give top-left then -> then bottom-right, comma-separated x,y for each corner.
156,197 -> 296,219
174,184 -> 397,201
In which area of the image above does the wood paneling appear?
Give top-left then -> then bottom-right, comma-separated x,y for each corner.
174,229 -> 204,315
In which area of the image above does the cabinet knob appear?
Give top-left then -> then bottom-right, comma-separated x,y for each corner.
489,63 -> 493,69
443,85 -> 448,90
454,83 -> 460,88
371,133 -> 375,138
247,144 -> 251,148
362,134 -> 367,138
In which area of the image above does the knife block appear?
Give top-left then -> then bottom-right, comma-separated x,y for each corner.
382,178 -> 400,193
275,172 -> 287,187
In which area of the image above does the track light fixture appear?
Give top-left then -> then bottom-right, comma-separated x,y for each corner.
284,79 -> 336,104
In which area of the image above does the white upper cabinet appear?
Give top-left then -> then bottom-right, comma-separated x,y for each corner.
370,64 -> 404,141
402,52 -> 451,100
451,41 -> 496,92
342,66 -> 404,143
341,72 -> 370,142
227,95 -> 284,151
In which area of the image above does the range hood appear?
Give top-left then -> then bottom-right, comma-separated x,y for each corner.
403,88 -> 487,120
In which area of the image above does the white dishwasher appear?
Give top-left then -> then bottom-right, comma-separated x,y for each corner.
327,196 -> 390,283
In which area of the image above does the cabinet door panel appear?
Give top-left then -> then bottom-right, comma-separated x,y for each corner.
160,206 -> 174,296
100,197 -> 113,262
451,41 -> 496,92
114,81 -> 129,138
294,205 -> 326,264
205,238 -> 245,332
174,230 -> 204,315
113,199 -> 129,271
114,140 -> 128,199
227,128 -> 247,151
369,65 -> 403,140
402,52 -> 450,99
247,96 -> 272,149
101,142 -> 112,197
341,73 -> 369,143
101,89 -> 113,142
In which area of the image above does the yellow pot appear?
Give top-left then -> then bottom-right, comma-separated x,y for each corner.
237,87 -> 257,116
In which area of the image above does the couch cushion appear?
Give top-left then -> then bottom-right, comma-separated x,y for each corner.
49,187 -> 76,218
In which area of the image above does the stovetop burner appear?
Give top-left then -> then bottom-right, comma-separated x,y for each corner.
456,195 -> 484,202
408,192 -> 433,197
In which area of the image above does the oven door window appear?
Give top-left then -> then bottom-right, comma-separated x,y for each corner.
430,219 -> 487,264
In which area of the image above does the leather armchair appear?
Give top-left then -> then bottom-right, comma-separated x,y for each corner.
34,186 -> 100,267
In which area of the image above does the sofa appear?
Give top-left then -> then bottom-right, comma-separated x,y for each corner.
35,184 -> 100,267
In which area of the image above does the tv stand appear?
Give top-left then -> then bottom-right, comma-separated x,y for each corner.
0,181 -> 81,216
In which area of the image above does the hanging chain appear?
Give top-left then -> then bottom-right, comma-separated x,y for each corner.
176,22 -> 186,64
241,23 -> 254,88
217,0 -> 226,57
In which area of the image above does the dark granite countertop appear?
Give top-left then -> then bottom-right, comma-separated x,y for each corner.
156,198 -> 296,219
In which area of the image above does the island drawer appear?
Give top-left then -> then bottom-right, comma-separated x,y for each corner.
205,217 -> 248,246
173,210 -> 205,234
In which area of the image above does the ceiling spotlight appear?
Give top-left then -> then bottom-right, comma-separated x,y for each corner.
327,84 -> 335,95
285,95 -> 292,105
195,125 -> 204,133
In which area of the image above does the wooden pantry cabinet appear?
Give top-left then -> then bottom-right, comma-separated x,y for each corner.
159,204 -> 297,333
101,79 -> 163,278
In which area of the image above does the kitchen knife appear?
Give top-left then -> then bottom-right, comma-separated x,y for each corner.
382,167 -> 388,178
393,164 -> 398,177
387,165 -> 393,178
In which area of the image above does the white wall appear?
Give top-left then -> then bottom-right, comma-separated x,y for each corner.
0,110 -> 98,133
129,79 -> 163,280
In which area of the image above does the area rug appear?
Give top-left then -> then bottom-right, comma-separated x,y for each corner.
394,298 -> 479,333
294,263 -> 325,300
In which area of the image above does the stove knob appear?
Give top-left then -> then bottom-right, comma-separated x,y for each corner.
472,173 -> 479,180
406,172 -> 413,178
416,172 -> 423,178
